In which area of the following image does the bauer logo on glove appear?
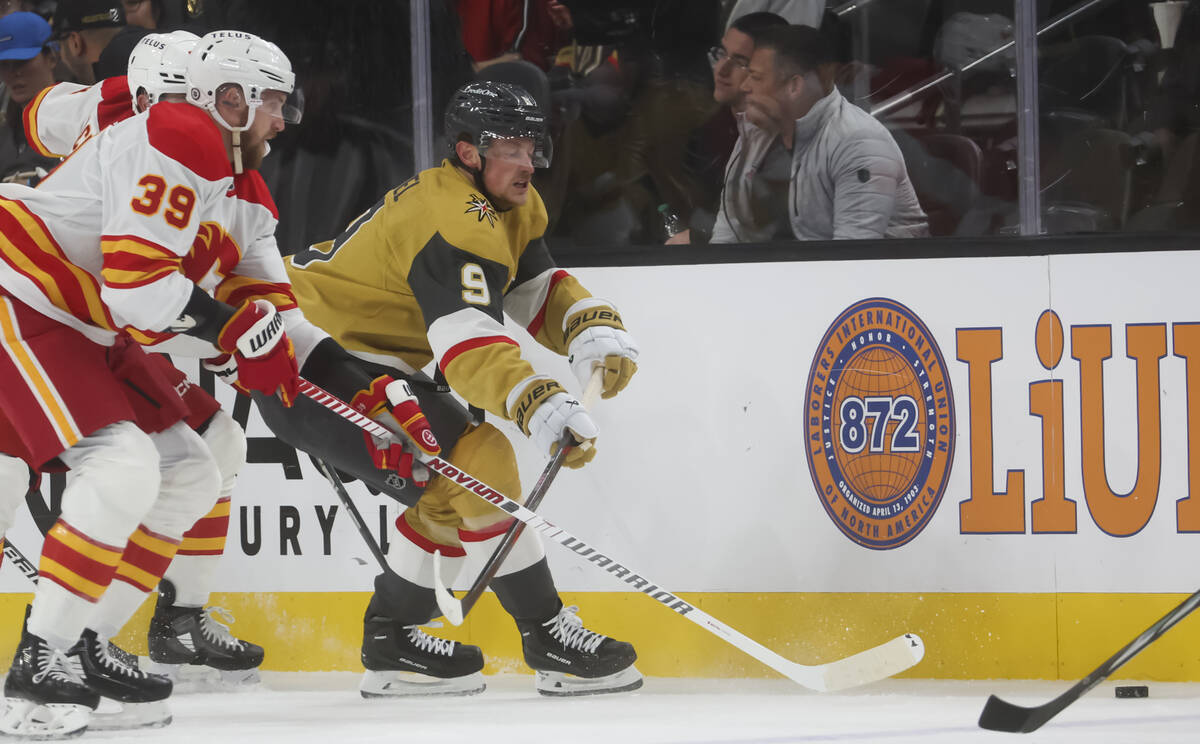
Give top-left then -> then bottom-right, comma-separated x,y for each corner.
563,298 -> 638,399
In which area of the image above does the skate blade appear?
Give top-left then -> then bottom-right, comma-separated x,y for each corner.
535,666 -> 644,697
359,670 -> 486,698
142,658 -> 261,693
87,700 -> 171,730
0,698 -> 90,739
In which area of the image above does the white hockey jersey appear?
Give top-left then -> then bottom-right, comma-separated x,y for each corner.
0,100 -> 326,361
25,76 -> 134,159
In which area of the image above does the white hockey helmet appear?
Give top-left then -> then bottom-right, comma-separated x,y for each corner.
127,30 -> 200,114
185,30 -> 301,132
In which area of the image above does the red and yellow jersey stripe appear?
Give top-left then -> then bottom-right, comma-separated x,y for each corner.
0,199 -> 114,331
22,85 -> 60,158
100,234 -> 183,289
215,274 -> 298,312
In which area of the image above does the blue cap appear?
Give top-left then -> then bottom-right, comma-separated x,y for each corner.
0,12 -> 52,62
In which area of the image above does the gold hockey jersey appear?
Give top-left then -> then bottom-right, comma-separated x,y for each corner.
286,160 -> 607,421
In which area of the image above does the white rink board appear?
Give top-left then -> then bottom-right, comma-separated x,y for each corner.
4,250 -> 1197,595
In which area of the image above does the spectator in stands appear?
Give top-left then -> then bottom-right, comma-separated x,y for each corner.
93,23 -> 150,80
456,0 -> 573,72
743,24 -> 928,240
670,10 -> 788,244
0,11 -> 60,184
726,0 -> 823,29
52,0 -> 126,85
0,1 -> 38,18
554,0 -> 721,245
121,0 -> 160,29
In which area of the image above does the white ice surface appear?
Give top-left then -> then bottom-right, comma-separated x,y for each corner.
71,674 -> 1200,743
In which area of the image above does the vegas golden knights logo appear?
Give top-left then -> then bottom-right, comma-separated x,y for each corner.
805,298 -> 955,549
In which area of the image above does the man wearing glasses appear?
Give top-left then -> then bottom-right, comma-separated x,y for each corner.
670,11 -> 788,244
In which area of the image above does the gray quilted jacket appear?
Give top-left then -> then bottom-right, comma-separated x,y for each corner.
785,88 -> 929,240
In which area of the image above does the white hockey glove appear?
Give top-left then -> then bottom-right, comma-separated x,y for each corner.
202,353 -> 239,388
564,298 -> 638,399
508,377 -> 599,469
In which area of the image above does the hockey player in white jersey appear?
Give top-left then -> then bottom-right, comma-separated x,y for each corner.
0,30 -> 440,738
21,27 -> 273,690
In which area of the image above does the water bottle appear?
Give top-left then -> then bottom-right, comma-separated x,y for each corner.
658,203 -> 684,240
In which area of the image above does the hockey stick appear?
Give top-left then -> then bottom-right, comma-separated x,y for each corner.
978,588 -> 1200,733
296,379 -> 926,692
432,366 -> 604,625
3,539 -> 38,584
311,456 -> 396,578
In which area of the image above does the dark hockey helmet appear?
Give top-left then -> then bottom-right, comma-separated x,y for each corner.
445,81 -> 550,168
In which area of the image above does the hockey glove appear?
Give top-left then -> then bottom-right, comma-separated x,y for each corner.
215,300 -> 300,406
564,299 -> 638,399
509,377 -> 599,469
350,375 -> 441,486
202,353 -> 239,390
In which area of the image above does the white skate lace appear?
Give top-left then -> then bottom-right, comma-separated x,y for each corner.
199,606 -> 242,650
93,634 -> 147,679
404,625 -> 457,656
543,605 -> 605,654
32,647 -> 81,685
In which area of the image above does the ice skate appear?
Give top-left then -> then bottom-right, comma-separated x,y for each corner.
0,624 -> 97,739
146,581 -> 263,691
359,616 -> 485,698
70,628 -> 172,730
517,604 -> 643,696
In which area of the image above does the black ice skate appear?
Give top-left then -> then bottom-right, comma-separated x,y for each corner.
70,628 -> 172,730
359,615 -> 485,698
0,625 -> 97,739
146,580 -> 263,690
517,604 -> 643,696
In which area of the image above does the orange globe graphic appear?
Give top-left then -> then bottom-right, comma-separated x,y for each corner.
833,345 -> 927,504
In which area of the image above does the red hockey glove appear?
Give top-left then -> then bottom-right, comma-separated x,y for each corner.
350,375 -> 441,485
216,300 -> 300,406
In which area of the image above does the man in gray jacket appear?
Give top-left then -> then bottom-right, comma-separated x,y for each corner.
742,24 -> 928,240
668,11 -> 790,245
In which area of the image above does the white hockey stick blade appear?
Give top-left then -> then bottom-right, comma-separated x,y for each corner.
297,380 -> 927,692
432,550 -> 464,626
818,632 -> 925,692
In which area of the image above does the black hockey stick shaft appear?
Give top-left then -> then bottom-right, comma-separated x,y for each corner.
3,539 -> 38,584
978,587 -> 1200,733
451,367 -> 603,620
313,458 -> 394,576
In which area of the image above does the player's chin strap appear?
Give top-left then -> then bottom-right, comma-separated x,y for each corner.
210,102 -> 258,176
231,130 -> 243,174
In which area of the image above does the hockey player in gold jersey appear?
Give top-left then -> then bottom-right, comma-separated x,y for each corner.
270,80 -> 641,697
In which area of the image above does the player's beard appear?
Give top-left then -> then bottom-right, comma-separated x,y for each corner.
240,137 -> 268,171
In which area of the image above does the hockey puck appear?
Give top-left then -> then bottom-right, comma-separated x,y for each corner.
1115,685 -> 1149,698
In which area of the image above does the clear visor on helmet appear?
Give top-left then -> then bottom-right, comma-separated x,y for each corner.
260,88 -> 305,125
477,130 -> 551,169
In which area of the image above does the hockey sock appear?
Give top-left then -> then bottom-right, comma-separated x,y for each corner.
91,524 -> 180,638
489,558 -> 561,623
367,571 -> 441,625
163,496 -> 231,607
31,520 -> 124,649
